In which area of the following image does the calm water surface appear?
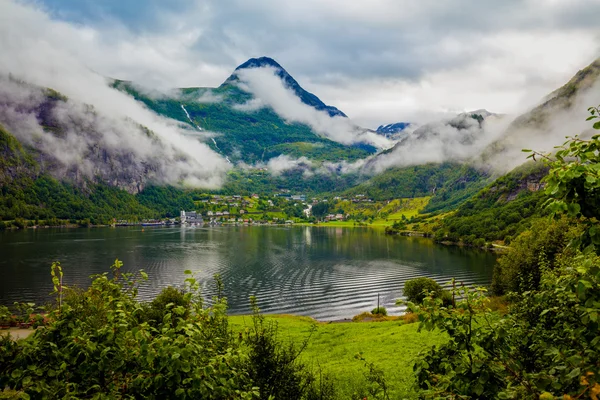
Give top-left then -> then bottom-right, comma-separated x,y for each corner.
0,226 -> 497,320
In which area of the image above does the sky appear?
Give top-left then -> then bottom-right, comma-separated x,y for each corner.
3,0 -> 600,128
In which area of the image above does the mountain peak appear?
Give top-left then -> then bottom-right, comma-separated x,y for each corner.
234,56 -> 284,71
223,56 -> 347,118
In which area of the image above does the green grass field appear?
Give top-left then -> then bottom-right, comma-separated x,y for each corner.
385,197 -> 431,221
229,314 -> 446,399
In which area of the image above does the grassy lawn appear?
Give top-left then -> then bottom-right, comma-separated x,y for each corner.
229,314 -> 446,399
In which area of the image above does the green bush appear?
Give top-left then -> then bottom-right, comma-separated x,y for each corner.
143,286 -> 190,327
0,262 -> 254,398
371,307 -> 387,316
403,277 -> 443,304
0,261 -> 335,399
473,238 -> 486,248
0,306 -> 10,325
12,218 -> 26,229
439,290 -> 454,307
410,253 -> 600,399
491,217 -> 578,294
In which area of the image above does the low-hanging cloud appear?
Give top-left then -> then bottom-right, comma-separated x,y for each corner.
366,74 -> 600,174
234,66 -> 394,149
481,78 -> 600,171
266,155 -> 314,176
0,0 -> 230,190
366,111 -> 510,173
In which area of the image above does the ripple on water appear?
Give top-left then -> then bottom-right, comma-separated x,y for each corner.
0,226 -> 496,319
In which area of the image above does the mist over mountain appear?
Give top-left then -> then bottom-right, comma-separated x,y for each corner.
225,57 -> 347,118
0,0 -> 598,206
482,59 -> 600,170
0,75 -> 230,193
366,109 -> 507,173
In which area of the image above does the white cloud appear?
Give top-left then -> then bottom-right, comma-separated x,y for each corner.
5,0 -> 597,130
366,113 -> 510,172
266,155 -> 313,175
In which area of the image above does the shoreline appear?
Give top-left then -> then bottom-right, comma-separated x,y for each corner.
2,312 -> 406,341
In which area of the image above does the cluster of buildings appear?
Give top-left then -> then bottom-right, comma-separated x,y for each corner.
180,211 -> 203,225
324,214 -> 346,221
180,210 -> 294,226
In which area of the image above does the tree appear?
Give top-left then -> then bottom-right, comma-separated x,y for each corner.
311,202 -> 329,219
491,217 -> 578,295
528,104 -> 600,252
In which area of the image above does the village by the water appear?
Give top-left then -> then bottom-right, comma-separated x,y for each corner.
125,192 -> 384,227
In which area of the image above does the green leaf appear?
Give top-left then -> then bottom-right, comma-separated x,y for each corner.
566,367 -> 581,380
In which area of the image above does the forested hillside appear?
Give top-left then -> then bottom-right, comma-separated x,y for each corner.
342,162 -> 489,206
433,161 -> 548,243
0,124 -> 198,225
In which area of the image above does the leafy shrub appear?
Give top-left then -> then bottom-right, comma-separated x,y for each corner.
473,238 -> 486,247
411,255 -> 600,399
0,261 -> 336,399
371,307 -> 387,316
356,354 -> 391,400
1,262 -> 256,398
403,277 -> 443,304
143,286 -> 190,327
439,290 -> 453,307
12,218 -> 26,229
491,217 -> 578,294
0,306 -> 10,325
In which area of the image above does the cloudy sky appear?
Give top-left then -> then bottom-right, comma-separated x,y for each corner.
4,0 -> 600,127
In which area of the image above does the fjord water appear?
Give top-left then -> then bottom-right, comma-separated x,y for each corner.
0,226 -> 496,320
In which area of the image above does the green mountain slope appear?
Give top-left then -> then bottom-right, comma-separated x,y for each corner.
0,123 -> 195,225
434,162 -> 549,243
112,57 -> 374,165
341,163 -> 490,205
